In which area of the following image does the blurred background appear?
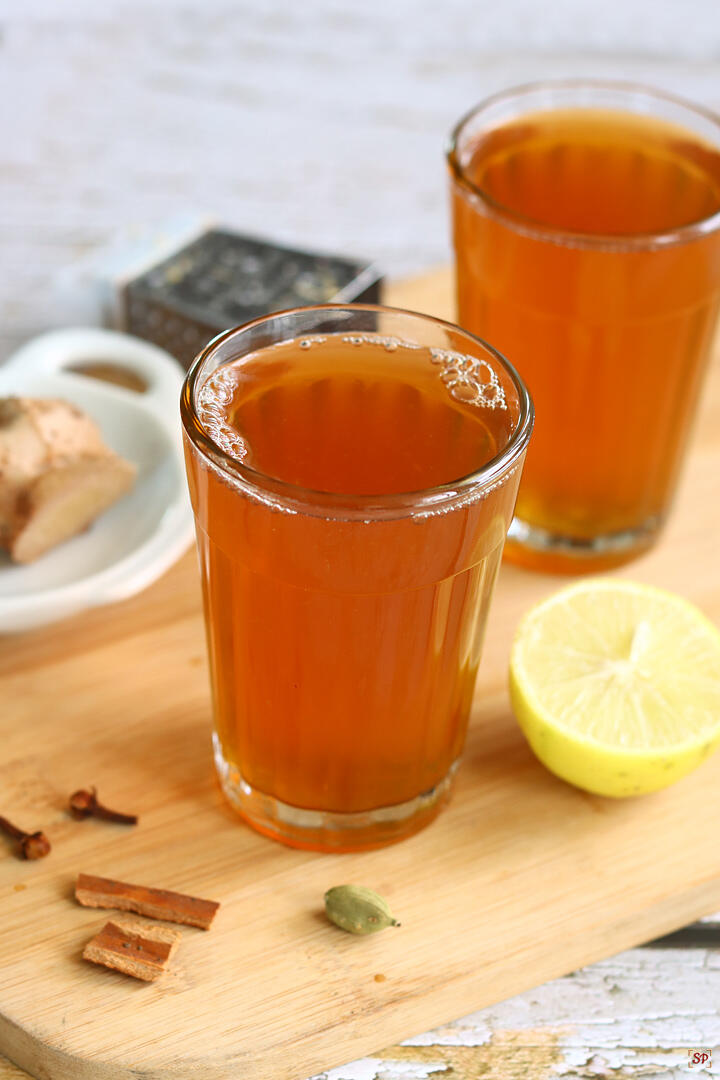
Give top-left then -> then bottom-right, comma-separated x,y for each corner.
3,0 -> 720,357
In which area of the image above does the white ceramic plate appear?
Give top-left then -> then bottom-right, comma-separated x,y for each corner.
0,328 -> 195,632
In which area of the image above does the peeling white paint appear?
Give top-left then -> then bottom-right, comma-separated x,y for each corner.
311,1058 -> 449,1080
308,944 -> 720,1080
401,1024 -> 492,1047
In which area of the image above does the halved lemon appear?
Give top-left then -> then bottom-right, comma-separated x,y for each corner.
509,579 -> 720,797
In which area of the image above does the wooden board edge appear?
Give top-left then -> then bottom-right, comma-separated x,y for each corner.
2,875 -> 719,1080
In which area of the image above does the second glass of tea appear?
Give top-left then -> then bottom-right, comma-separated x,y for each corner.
448,80 -> 720,572
182,306 -> 532,851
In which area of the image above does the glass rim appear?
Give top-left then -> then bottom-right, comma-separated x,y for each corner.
180,302 -> 534,519
446,77 -> 720,250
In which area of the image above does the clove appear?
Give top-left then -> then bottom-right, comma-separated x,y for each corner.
69,788 -> 138,826
0,815 -> 51,860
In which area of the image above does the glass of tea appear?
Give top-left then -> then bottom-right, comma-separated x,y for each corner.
181,305 -> 533,851
448,80 -> 720,572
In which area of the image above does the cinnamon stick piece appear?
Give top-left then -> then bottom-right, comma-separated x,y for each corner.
75,873 -> 219,930
83,919 -> 181,981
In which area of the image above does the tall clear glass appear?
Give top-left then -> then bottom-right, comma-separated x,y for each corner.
448,80 -> 720,572
181,305 -> 532,851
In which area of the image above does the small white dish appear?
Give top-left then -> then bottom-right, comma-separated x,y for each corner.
0,328 -> 195,632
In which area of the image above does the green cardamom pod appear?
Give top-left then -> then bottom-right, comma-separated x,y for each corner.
324,884 -> 399,935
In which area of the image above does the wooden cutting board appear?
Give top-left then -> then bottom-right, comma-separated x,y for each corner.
2,268 -> 720,1080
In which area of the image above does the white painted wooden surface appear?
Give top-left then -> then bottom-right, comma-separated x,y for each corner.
1,1 -> 719,1075
312,939 -> 720,1079
3,0 -> 720,359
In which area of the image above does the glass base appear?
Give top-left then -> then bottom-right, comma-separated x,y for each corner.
213,735 -> 458,852
505,514 -> 662,574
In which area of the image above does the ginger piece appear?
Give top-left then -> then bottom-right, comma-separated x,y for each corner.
10,456 -> 135,564
0,396 -> 136,563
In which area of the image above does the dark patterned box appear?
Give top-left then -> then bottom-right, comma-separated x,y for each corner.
120,229 -> 383,368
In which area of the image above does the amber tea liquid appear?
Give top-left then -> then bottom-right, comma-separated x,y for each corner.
451,93 -> 720,571
183,324 -> 529,851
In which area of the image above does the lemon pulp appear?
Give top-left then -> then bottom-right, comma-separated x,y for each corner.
509,579 -> 720,796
